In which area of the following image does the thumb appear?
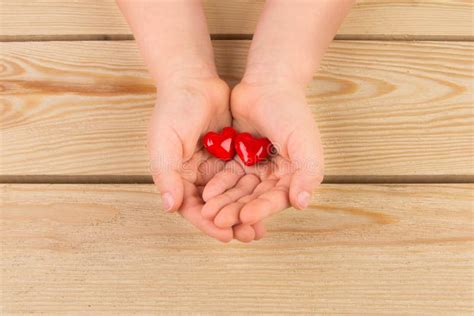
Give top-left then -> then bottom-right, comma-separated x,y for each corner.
151,168 -> 184,213
149,130 -> 184,213
287,127 -> 324,210
289,166 -> 324,210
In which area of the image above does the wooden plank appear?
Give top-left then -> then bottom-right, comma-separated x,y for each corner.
1,40 -> 472,179
0,0 -> 472,40
1,183 -> 472,314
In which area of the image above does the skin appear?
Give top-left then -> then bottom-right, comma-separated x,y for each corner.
202,0 -> 354,234
117,0 -> 354,242
117,0 -> 265,242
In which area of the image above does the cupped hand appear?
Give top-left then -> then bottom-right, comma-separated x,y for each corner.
201,81 -> 325,238
148,76 -> 236,242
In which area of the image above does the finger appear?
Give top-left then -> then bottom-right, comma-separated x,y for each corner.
233,224 -> 255,243
180,205 -> 234,243
218,179 -> 277,229
179,181 -> 233,243
252,221 -> 267,240
240,177 -> 291,225
152,171 -> 183,213
236,156 -> 274,180
214,202 -> 244,228
195,157 -> 225,186
202,174 -> 260,220
289,169 -> 322,210
238,179 -> 278,204
287,126 -> 324,210
202,160 -> 245,202
149,131 -> 184,213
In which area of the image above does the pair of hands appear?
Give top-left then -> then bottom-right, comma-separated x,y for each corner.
149,75 -> 324,242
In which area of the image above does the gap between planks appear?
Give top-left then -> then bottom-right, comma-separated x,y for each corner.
1,34 -> 474,42
1,175 -> 473,185
2,40 -> 473,178
1,183 -> 472,314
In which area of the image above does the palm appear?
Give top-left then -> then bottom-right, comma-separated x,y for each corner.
149,79 -> 267,242
202,82 -> 324,233
147,78 -> 231,241
175,150 -> 234,242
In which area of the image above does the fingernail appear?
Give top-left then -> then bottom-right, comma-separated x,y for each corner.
162,192 -> 174,212
297,191 -> 311,209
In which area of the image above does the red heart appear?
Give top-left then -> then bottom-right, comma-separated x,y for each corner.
234,133 -> 273,166
202,127 -> 237,161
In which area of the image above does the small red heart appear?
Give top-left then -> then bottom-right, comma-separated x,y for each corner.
202,127 -> 237,161
234,133 -> 273,166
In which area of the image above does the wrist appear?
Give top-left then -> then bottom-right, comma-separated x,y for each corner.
231,78 -> 307,117
240,69 -> 307,93
155,75 -> 230,113
241,62 -> 314,89
154,60 -> 219,88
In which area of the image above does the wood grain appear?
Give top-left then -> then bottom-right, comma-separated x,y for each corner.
1,40 -> 472,179
1,183 -> 472,314
0,0 -> 472,40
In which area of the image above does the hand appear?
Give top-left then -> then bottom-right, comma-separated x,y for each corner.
201,81 -> 324,238
148,76 -> 236,242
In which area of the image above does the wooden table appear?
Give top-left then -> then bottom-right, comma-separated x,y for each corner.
1,1 -> 473,314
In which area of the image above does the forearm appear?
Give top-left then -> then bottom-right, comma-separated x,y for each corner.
117,0 -> 217,85
243,0 -> 354,86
